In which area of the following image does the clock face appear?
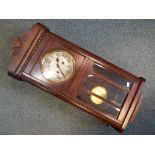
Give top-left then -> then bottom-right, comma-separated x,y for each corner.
41,49 -> 75,83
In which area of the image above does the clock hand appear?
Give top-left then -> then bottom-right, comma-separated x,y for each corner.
59,67 -> 66,79
56,57 -> 66,78
56,57 -> 59,62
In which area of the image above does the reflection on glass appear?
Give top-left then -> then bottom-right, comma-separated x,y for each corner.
84,75 -> 128,106
93,64 -> 133,89
77,92 -> 119,118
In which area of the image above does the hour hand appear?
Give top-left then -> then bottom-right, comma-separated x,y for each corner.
57,66 -> 66,79
56,57 -> 59,62
56,57 -> 60,68
56,57 -> 66,78
56,63 -> 60,68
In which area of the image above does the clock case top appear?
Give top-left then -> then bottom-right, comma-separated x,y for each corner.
8,23 -> 146,132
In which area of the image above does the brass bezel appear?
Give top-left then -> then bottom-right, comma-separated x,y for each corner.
40,49 -> 76,84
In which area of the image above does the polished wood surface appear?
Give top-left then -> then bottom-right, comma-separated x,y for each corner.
8,23 -> 146,132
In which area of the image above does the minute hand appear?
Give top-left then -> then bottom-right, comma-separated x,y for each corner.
57,64 -> 66,79
56,57 -> 66,78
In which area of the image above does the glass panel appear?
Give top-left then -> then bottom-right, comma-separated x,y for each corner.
93,63 -> 133,89
84,75 -> 128,106
77,91 -> 119,118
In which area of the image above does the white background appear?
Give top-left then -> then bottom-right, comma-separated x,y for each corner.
0,0 -> 154,19
0,0 -> 154,155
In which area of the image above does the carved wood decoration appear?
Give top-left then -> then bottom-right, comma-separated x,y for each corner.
8,23 -> 146,132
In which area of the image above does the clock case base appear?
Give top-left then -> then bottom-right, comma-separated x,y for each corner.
8,23 -> 146,132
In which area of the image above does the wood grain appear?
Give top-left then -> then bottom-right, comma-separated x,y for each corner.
8,23 -> 146,132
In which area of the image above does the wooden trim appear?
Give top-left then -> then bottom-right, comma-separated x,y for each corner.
69,58 -> 90,96
120,77 -> 146,131
19,26 -> 47,74
117,81 -> 139,122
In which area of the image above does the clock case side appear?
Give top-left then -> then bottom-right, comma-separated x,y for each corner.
8,23 -> 49,80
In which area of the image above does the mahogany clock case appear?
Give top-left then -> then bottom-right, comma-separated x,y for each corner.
8,22 -> 146,132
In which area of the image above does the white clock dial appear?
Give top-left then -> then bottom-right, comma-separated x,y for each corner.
41,49 -> 75,83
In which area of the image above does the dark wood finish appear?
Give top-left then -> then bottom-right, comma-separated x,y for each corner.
8,23 -> 146,132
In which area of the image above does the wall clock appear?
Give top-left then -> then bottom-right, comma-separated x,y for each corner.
8,23 -> 146,132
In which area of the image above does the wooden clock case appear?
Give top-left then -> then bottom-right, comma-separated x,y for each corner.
8,23 -> 146,132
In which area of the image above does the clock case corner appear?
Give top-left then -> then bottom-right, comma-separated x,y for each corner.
8,23 -> 49,80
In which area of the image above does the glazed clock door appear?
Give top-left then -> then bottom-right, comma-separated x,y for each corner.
23,37 -> 85,95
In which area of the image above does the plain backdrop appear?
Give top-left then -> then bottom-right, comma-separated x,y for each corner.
0,20 -> 154,134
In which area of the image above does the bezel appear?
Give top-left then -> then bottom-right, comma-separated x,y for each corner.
40,49 -> 76,84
